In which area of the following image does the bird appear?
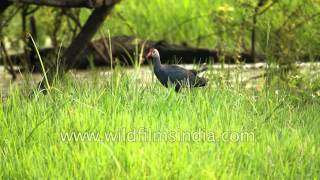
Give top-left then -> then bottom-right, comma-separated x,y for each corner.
146,48 -> 208,92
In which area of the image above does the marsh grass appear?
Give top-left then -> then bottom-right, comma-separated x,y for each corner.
1,68 -> 319,179
1,0 -> 320,178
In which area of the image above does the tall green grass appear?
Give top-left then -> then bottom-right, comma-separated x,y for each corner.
1,1 -> 320,178
1,70 -> 319,178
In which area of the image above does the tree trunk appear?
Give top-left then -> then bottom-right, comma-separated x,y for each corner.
61,5 -> 116,72
251,7 -> 258,63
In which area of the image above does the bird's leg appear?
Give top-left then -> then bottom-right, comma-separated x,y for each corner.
175,84 -> 181,92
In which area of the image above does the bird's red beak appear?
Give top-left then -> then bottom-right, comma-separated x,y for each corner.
146,48 -> 154,60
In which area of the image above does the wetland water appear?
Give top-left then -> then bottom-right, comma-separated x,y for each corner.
1,63 -> 319,97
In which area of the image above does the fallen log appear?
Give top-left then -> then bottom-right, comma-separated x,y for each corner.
2,35 -> 268,71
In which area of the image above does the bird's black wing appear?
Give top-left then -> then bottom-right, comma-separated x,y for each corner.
162,64 -> 207,88
162,65 -> 195,81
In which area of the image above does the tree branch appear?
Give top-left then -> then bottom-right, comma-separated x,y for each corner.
0,1 -> 12,14
4,0 -> 120,8
62,4 -> 117,71
0,41 -> 17,80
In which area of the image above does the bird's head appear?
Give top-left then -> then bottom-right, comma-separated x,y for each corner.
146,48 -> 160,60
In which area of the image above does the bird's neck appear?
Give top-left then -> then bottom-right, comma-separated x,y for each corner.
152,57 -> 162,70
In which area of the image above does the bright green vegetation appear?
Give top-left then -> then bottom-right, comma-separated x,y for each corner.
2,0 -> 320,61
1,69 -> 319,179
105,0 -> 320,54
1,0 -> 320,178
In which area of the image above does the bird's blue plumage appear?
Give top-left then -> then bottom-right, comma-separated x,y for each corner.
148,49 -> 207,92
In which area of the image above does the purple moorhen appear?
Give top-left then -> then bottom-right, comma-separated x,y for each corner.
146,48 -> 208,92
